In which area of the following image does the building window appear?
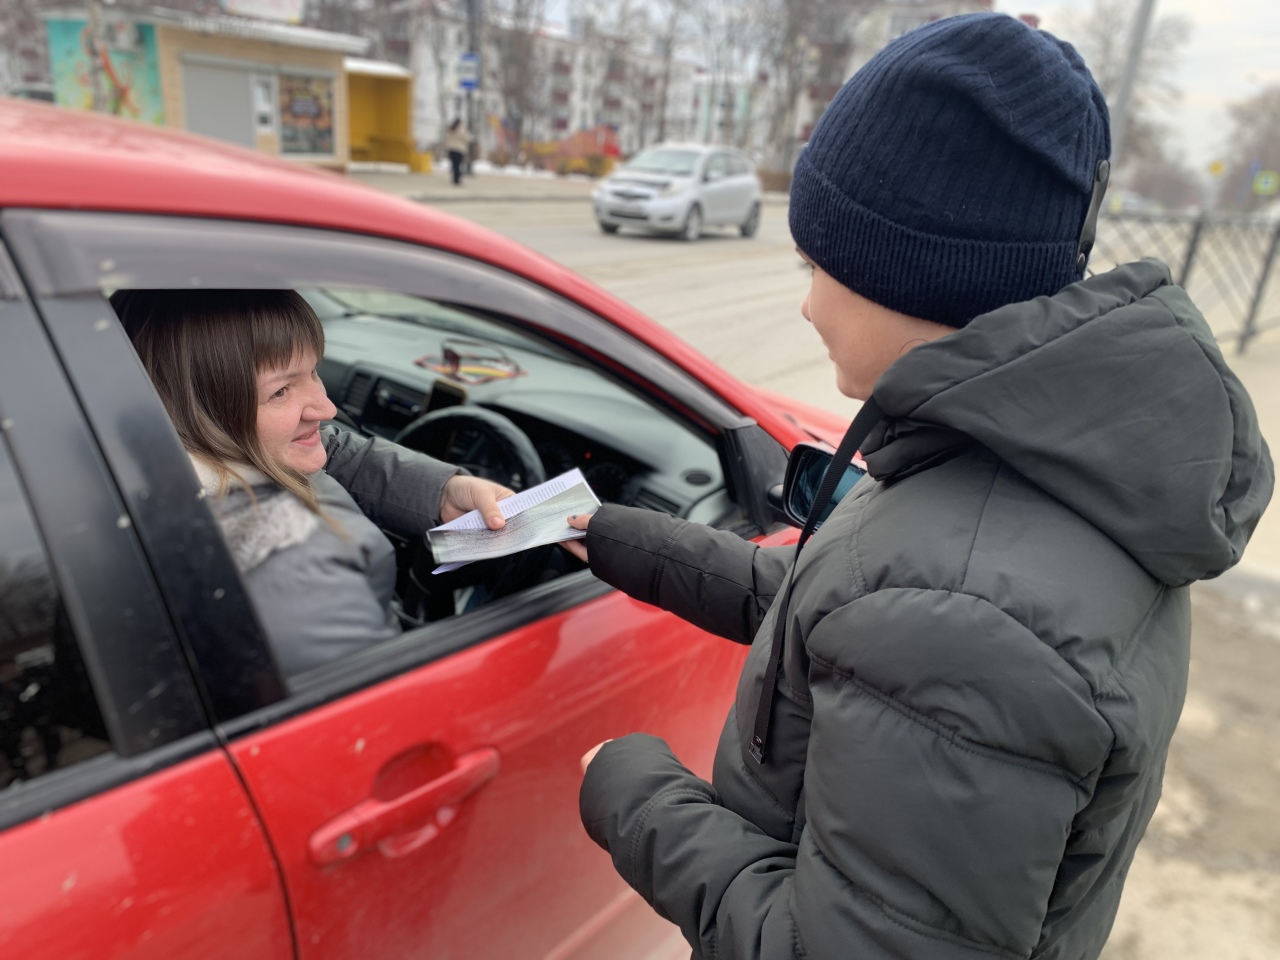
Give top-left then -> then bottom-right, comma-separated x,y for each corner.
252,75 -> 276,134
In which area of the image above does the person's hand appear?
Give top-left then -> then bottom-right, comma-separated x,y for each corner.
440,475 -> 514,529
581,739 -> 612,774
562,512 -> 593,562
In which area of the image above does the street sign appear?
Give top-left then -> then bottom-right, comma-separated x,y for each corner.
458,52 -> 479,92
1254,170 -> 1279,197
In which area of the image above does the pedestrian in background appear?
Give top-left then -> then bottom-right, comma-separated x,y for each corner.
567,13 -> 1273,960
444,118 -> 471,187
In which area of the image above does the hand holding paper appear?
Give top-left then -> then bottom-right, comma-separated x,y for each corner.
427,469 -> 600,573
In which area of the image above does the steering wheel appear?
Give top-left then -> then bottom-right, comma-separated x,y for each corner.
392,407 -> 554,620
394,406 -> 546,492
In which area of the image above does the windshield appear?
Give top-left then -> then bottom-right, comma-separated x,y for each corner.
622,148 -> 701,177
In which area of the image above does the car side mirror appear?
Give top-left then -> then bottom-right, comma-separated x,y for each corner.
774,442 -> 868,529
704,168 -> 724,183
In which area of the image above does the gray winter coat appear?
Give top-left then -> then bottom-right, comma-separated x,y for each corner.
202,428 -> 459,678
579,261 -> 1273,960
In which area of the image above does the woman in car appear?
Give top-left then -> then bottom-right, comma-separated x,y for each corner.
112,289 -> 512,678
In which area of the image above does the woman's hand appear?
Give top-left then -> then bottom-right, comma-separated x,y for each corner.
562,512 -> 592,562
440,475 -> 515,529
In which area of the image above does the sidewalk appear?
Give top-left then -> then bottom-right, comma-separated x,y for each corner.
345,164 -> 791,205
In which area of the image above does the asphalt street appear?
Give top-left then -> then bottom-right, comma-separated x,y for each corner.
386,174 -> 1280,960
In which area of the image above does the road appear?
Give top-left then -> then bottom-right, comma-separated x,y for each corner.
429,199 -> 855,417
425,196 -> 1280,960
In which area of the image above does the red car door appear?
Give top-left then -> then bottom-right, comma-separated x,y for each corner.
0,264 -> 292,959
232,588 -> 749,960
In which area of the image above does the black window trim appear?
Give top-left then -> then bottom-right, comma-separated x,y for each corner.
0,243 -> 213,831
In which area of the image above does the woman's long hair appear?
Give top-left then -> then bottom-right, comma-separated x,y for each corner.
111,289 -> 327,513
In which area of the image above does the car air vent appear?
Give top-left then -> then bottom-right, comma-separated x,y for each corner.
632,488 -> 680,514
682,469 -> 713,486
344,372 -> 374,413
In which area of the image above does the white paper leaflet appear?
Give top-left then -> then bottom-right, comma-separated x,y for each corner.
427,468 -> 600,574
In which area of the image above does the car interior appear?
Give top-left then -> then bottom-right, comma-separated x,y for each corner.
301,286 -> 740,626
108,285 -> 755,674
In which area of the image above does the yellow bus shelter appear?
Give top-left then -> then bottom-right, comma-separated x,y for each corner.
345,57 -> 429,172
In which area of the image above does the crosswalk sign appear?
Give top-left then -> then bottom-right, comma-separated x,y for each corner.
1254,170 -> 1279,196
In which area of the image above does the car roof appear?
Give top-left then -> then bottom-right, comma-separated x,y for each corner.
0,100 -> 565,280
0,100 -> 801,446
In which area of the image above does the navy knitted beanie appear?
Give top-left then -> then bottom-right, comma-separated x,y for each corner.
789,13 -> 1111,327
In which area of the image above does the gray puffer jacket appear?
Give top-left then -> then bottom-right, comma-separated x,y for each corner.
199,428 -> 459,677
579,261 -> 1273,960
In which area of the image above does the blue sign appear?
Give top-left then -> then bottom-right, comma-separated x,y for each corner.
458,52 -> 479,92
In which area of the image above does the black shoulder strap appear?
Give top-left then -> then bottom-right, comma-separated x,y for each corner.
749,396 -> 884,764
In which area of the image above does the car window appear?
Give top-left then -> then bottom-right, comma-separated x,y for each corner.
705,154 -> 730,179
9,210 -> 766,710
622,147 -> 701,176
0,433 -> 111,790
109,283 -> 733,688
728,155 -> 750,176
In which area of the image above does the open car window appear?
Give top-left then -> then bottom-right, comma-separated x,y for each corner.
2,210 -> 779,714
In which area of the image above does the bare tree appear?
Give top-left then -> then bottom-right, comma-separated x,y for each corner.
1219,84 -> 1280,212
1060,0 -> 1191,173
750,0 -> 880,170
572,0 -> 649,143
652,0 -> 692,143
487,0 -> 546,150
411,0 -> 466,150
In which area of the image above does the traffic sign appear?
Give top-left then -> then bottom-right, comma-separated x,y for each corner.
458,52 -> 479,92
1254,170 -> 1279,196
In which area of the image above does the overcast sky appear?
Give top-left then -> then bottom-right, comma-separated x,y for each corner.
545,1 -> 1279,176
998,0 -> 1280,174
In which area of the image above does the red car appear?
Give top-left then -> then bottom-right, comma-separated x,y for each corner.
0,100 -> 843,960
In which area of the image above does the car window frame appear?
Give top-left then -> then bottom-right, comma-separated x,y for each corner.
1,210 -> 781,735
0,240 -> 215,832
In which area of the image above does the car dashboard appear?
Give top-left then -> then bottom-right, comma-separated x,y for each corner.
306,290 -> 726,518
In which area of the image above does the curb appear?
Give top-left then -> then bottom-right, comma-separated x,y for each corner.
404,190 -> 792,206
409,192 -> 592,204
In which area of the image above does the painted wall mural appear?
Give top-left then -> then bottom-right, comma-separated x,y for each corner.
46,17 -> 164,125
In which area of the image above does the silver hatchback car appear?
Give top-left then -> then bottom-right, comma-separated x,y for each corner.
592,143 -> 762,241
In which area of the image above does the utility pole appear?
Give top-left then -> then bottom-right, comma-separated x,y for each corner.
467,0 -> 482,168
1109,0 -> 1157,172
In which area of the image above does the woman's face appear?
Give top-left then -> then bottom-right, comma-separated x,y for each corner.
256,347 -> 336,475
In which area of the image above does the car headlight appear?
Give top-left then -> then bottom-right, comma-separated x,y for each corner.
659,180 -> 688,197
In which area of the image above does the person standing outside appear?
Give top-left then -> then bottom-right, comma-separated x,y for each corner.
444,118 -> 472,186
567,13 -> 1273,960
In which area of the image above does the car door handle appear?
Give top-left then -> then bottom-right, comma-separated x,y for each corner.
308,747 -> 500,866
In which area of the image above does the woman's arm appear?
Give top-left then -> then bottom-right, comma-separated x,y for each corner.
321,427 -> 509,532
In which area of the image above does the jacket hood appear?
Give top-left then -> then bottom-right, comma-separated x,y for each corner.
864,259 -> 1273,586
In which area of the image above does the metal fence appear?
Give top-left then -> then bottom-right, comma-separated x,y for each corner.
1091,211 -> 1280,353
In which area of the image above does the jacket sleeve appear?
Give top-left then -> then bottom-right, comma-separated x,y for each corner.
586,504 -> 793,645
581,592 -> 1099,960
321,427 -> 462,535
